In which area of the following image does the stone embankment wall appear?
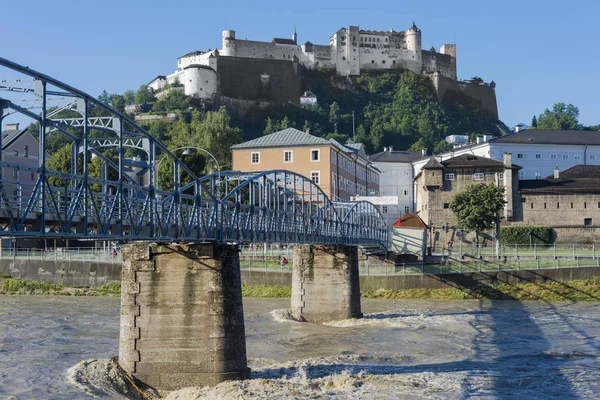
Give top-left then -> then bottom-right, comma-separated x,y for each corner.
241,266 -> 600,291
0,259 -> 120,287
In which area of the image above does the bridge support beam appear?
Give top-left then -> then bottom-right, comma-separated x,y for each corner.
119,243 -> 250,391
291,245 -> 362,322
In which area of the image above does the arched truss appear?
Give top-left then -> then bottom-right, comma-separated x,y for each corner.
0,57 -> 387,246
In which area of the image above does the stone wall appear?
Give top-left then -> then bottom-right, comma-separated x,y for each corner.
0,259 -> 120,287
217,56 -> 303,104
513,193 -> 600,228
436,76 -> 498,118
422,50 -> 457,80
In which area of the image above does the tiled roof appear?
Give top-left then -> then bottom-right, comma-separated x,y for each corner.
392,213 -> 427,228
369,150 -> 422,163
273,38 -> 296,45
231,128 -> 331,149
1,129 -> 27,150
440,154 -> 511,169
492,129 -> 600,145
520,165 -> 600,194
421,157 -> 444,169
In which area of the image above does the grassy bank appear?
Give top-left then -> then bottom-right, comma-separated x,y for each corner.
0,278 -> 121,296
2,278 -> 599,301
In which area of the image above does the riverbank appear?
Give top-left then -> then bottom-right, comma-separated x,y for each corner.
3,277 -> 600,301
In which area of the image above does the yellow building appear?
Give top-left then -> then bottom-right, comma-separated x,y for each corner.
231,128 -> 379,200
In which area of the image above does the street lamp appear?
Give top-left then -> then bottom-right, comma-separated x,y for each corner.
155,146 -> 221,184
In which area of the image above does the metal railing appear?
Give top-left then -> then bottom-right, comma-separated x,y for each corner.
0,247 -> 122,263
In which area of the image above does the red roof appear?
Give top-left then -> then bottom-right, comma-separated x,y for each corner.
392,213 -> 427,228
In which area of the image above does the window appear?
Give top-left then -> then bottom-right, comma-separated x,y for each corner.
311,171 -> 320,184
403,189 -> 408,196
517,154 -> 524,159
443,203 -> 450,209
404,206 -> 410,214
139,176 -> 144,186
382,206 -> 388,213
571,202 -> 574,208
13,150 -> 18,156
563,154 -> 568,159
12,169 -> 18,179
551,154 -> 557,160
30,173 -> 34,180
535,172 -> 542,180
575,155 -> 581,160
521,197 -> 527,203
310,149 -> 320,162
590,155 -> 596,160
557,202 -> 560,209
499,173 -> 504,180
535,154 -> 541,159
585,202 -> 587,209
531,202 -> 534,209
251,152 -> 260,164
283,150 -> 293,163
445,173 -> 455,181
24,145 -> 28,158
585,218 -> 593,226
519,172 -> 524,180
544,202 -> 547,209
474,173 -> 484,181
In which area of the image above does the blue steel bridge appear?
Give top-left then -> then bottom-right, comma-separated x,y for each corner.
0,58 -> 387,246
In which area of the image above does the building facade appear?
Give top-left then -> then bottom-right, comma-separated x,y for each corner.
231,128 -> 379,201
413,129 -> 600,181
368,147 -> 422,224
1,123 -> 40,206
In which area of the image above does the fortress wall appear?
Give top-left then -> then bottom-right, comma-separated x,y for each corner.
184,67 -> 217,99
179,52 -> 213,69
437,76 -> 498,118
217,56 -> 303,104
422,50 -> 457,80
232,39 -> 301,61
359,46 -> 421,73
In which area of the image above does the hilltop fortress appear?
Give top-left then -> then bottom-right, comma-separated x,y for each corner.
148,23 -> 498,117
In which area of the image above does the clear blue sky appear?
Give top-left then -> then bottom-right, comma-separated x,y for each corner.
2,0 -> 598,128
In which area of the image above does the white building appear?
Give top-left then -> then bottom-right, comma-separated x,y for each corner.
368,147 -> 423,225
413,129 -> 600,181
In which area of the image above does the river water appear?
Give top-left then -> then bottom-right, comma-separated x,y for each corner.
0,295 -> 599,399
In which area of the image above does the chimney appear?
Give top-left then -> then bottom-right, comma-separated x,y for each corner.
389,145 -> 394,152
503,152 -> 512,167
421,148 -> 427,156
554,165 -> 559,179
305,128 -> 310,135
5,123 -> 19,130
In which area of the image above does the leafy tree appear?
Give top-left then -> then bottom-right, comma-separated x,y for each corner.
98,90 -> 111,105
450,183 -> 506,244
110,94 -> 126,112
329,101 -> 340,133
536,102 -> 579,130
135,85 -> 156,104
123,90 -> 136,105
531,115 -> 538,128
152,90 -> 189,113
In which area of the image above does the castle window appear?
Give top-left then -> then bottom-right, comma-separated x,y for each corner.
521,197 -> 527,203
474,173 -> 484,181
585,202 -> 587,208
371,60 -> 375,64
557,202 -> 560,209
544,202 -> 547,209
382,60 -> 386,64
251,152 -> 260,164
342,56 -> 346,60
444,173 -> 455,181
531,202 -> 534,209
585,218 -> 593,226
571,202 -> 574,208
443,203 -> 449,209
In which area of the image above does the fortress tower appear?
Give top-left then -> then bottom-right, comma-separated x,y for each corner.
221,30 -> 236,57
406,22 -> 422,53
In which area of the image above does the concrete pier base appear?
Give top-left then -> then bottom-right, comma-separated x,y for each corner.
291,245 -> 362,322
119,243 -> 250,391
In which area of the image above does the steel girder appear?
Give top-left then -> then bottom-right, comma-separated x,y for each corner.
0,57 -> 387,246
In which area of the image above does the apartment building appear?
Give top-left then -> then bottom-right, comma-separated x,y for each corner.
1,123 -> 40,204
231,128 -> 379,200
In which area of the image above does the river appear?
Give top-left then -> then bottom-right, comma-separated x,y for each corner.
0,295 -> 599,399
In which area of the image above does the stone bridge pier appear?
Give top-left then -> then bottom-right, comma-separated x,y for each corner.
291,245 -> 362,322
119,243 -> 250,391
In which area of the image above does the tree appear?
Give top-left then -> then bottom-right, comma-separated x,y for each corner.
329,101 -> 340,133
450,183 -> 506,245
152,90 -> 189,113
531,115 -> 538,128
135,85 -> 156,104
536,102 -> 579,130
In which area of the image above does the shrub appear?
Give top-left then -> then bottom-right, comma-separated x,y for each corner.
500,226 -> 554,245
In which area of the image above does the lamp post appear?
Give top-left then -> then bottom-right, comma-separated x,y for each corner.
155,146 -> 221,187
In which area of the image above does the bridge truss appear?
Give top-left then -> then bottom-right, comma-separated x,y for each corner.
0,58 -> 387,246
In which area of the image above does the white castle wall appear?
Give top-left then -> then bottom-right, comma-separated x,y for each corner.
183,67 -> 217,99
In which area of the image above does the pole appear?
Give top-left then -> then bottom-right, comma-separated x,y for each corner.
352,111 -> 356,142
